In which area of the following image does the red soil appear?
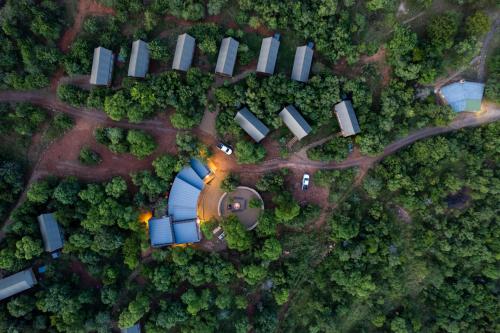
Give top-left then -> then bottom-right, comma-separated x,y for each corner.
59,0 -> 115,53
70,260 -> 101,288
360,47 -> 392,86
31,112 -> 178,184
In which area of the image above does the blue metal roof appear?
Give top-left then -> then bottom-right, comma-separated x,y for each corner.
168,177 -> 201,222
178,166 -> 205,190
440,81 -> 484,112
190,158 -> 210,180
149,217 -> 174,247
172,220 -> 200,244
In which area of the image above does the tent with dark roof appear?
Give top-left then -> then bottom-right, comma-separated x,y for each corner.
279,105 -> 312,140
90,47 -> 114,85
234,107 -> 270,142
172,33 -> 195,72
128,40 -> 149,78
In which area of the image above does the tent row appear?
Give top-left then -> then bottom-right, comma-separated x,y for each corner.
234,101 -> 361,143
90,33 -> 316,85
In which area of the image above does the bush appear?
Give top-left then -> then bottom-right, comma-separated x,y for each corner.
53,114 -> 74,131
79,147 -> 102,166
126,130 -> 157,159
465,11 -> 490,37
234,140 -> 266,164
221,173 -> 239,192
57,85 -> 89,107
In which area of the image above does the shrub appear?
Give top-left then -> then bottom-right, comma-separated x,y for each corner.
79,147 -> 102,166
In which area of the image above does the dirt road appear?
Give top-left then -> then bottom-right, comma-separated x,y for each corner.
59,0 -> 115,53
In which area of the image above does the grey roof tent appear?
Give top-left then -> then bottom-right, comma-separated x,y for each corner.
128,40 -> 149,78
234,107 -> 270,143
121,323 -> 141,333
257,34 -> 280,75
291,44 -> 314,83
279,105 -> 312,140
172,33 -> 196,72
90,47 -> 114,85
0,268 -> 37,301
215,37 -> 239,77
334,100 -> 361,137
37,213 -> 63,253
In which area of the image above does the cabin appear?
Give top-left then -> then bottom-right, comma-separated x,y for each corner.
439,81 -> 485,112
279,105 -> 312,140
90,47 -> 114,85
215,37 -> 239,77
257,34 -> 280,75
172,33 -> 196,72
291,43 -> 314,83
334,100 -> 360,137
234,108 -> 270,143
0,268 -> 37,301
37,213 -> 63,256
128,40 -> 149,78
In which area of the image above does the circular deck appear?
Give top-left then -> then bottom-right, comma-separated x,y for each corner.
218,186 -> 263,230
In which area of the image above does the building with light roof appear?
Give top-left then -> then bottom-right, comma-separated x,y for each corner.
291,43 -> 314,83
234,107 -> 270,143
334,100 -> 360,137
215,37 -> 239,77
0,268 -> 37,301
257,34 -> 280,75
279,105 -> 312,140
128,40 -> 149,78
172,33 -> 195,72
90,47 -> 114,85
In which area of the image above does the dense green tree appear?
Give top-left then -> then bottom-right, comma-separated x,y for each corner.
221,215 -> 252,251
465,11 -> 490,37
26,180 -> 51,204
79,147 -> 102,166
118,294 -> 150,328
234,140 -> 266,164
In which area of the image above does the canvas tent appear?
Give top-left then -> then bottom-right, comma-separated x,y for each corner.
215,37 -> 239,77
0,269 -> 37,301
279,105 -> 312,140
37,213 -> 63,253
128,40 -> 149,78
291,44 -> 313,82
334,100 -> 360,137
172,33 -> 196,72
234,108 -> 270,142
90,47 -> 114,85
257,35 -> 280,75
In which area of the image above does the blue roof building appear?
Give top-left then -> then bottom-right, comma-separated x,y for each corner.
149,159 -> 210,247
173,220 -> 200,244
149,216 -> 174,247
439,81 -> 485,112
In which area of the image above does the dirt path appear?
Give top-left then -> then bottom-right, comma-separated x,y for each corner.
59,0 -> 115,53
478,16 -> 500,81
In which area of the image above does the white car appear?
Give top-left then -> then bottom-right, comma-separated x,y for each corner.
302,173 -> 310,190
216,142 -> 233,155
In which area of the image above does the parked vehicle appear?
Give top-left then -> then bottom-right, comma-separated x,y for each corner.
302,173 -> 310,190
216,142 -> 233,155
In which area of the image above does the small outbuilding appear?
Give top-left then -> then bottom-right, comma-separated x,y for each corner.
90,46 -> 114,85
121,323 -> 141,333
0,268 -> 37,301
257,34 -> 280,75
291,43 -> 314,83
215,37 -> 239,77
128,40 -> 149,78
172,33 -> 196,72
149,216 -> 174,247
439,81 -> 485,112
37,213 -> 63,254
334,100 -> 360,137
234,107 -> 270,143
279,105 -> 312,140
